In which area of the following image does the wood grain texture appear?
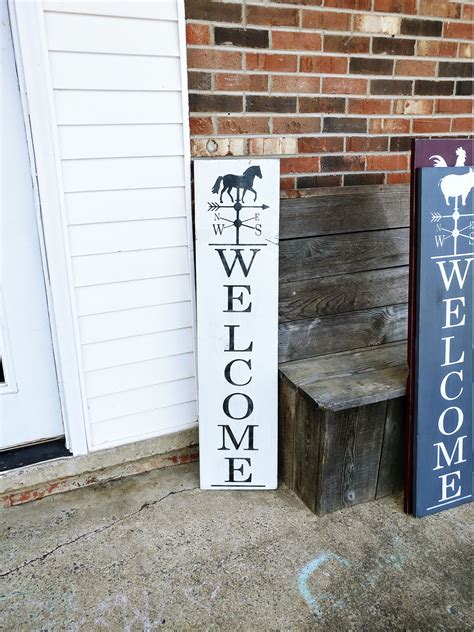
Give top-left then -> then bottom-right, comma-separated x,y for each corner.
276,185 -> 410,513
302,365 -> 408,412
278,303 -> 408,363
280,341 -> 407,388
317,402 -> 387,514
293,391 -> 323,514
278,373 -> 297,489
279,228 -> 409,283
280,185 -> 409,239
279,266 -> 408,323
376,397 -> 406,499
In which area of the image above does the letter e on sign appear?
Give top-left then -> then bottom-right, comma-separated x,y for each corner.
194,158 -> 280,489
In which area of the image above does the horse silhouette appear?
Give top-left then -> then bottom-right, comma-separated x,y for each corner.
211,165 -> 262,203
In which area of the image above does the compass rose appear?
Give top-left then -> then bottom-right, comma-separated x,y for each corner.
208,189 -> 269,245
431,205 -> 474,255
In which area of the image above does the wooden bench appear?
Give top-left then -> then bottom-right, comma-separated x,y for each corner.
278,185 -> 410,515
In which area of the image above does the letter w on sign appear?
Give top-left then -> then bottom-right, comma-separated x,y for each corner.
194,158 -> 280,490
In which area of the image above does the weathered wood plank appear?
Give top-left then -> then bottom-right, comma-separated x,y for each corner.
376,397 -> 405,499
278,373 -> 297,489
301,365 -> 408,412
280,340 -> 407,388
292,392 -> 323,514
279,266 -> 408,323
279,228 -> 409,283
278,303 -> 408,363
317,402 -> 387,514
280,185 -> 409,239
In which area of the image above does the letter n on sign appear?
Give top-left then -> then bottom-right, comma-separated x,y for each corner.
194,158 -> 280,489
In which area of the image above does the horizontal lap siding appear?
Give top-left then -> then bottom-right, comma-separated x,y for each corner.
43,1 -> 197,449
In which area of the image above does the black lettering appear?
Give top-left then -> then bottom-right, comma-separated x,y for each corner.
224,359 -> 252,386
224,285 -> 252,312
218,425 -> 258,451
224,325 -> 253,352
223,393 -> 254,420
225,457 -> 252,483
216,248 -> 260,278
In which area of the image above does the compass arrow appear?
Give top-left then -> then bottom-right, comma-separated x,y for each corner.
208,202 -> 235,210
208,202 -> 269,211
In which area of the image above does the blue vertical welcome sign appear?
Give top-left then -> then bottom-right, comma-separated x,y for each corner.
414,166 -> 473,517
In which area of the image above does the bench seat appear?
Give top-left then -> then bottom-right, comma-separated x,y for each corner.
280,341 -> 408,412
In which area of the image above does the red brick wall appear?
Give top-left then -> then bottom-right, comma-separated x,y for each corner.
185,0 -> 473,190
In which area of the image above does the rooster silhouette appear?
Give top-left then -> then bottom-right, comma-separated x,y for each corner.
429,146 -> 467,168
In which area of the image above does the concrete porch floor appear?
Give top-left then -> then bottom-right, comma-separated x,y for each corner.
0,462 -> 472,630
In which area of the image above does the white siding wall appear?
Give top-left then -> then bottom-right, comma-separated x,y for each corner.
41,0 -> 197,449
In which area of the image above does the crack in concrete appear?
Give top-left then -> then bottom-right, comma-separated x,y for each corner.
0,486 -> 198,579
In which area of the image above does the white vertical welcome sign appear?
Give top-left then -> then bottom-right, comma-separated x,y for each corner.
194,158 -> 280,489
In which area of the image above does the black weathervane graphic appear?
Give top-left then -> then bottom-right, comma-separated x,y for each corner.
208,166 -> 269,246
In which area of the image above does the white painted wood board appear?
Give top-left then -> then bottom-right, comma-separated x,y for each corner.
54,91 -> 183,126
65,187 -> 186,225
72,246 -> 191,286
194,158 -> 280,489
79,301 -> 192,344
44,12 -> 180,56
81,327 -> 194,372
69,217 -> 188,255
58,124 -> 184,160
29,0 -> 198,449
88,376 -> 196,423
61,156 -> 185,192
43,1 -> 178,21
85,352 -> 195,398
76,275 -> 192,316
49,52 -> 181,90
90,401 -> 197,449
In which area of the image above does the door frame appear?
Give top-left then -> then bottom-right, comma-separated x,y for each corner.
7,1 -> 89,455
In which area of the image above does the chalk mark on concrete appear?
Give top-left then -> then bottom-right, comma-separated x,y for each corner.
0,486 -> 198,578
298,552 -> 349,618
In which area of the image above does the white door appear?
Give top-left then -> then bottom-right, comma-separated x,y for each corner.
0,1 -> 63,449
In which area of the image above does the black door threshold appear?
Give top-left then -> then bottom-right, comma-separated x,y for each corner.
0,438 -> 71,472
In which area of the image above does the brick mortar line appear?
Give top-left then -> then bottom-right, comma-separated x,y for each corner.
190,130 -> 472,139
189,87 -> 464,93
187,11 -> 471,25
190,110 -> 466,116
245,0 -> 470,18
186,45 -> 472,60
272,169 -> 411,175
189,95 -> 471,101
190,105 -> 466,110
190,149 -> 413,157
189,104 -> 470,115
189,72 -> 469,78
190,130 -> 473,136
